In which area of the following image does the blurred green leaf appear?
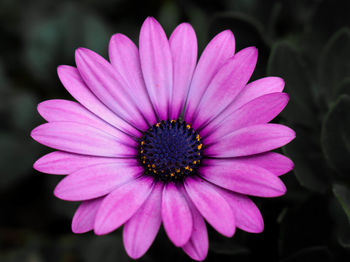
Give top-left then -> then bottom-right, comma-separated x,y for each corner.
321,95 -> 350,177
23,3 -> 111,83
329,196 -> 350,249
268,42 -> 317,127
9,91 -> 40,131
283,127 -> 329,193
158,1 -> 180,34
210,12 -> 269,49
186,4 -> 208,52
335,78 -> 350,98
0,133 -> 39,189
319,28 -> 350,103
333,184 -> 350,223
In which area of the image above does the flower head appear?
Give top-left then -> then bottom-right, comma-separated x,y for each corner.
31,17 -> 295,261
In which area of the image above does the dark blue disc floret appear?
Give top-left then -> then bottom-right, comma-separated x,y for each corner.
138,119 -> 203,182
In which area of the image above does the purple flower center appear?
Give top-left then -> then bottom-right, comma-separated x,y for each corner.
138,119 -> 203,182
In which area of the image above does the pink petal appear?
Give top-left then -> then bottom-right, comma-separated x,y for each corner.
139,17 -> 173,120
200,160 -> 286,197
54,162 -> 142,201
184,177 -> 235,237
202,92 -> 289,141
169,23 -> 197,119
205,123 -> 296,157
31,122 -> 137,157
182,194 -> 208,261
213,77 -> 285,125
162,183 -> 193,246
38,99 -> 136,146
192,47 -> 258,129
227,152 -> 294,176
57,65 -> 140,137
232,76 -> 285,111
34,151 -> 135,175
75,48 -> 149,130
109,33 -> 157,126
185,30 -> 235,123
218,189 -> 264,233
72,197 -> 103,233
123,183 -> 163,259
94,177 -> 154,235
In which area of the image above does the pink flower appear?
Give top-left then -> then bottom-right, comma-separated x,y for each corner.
31,17 -> 295,261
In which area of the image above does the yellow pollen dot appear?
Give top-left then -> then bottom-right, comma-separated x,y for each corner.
142,161 -> 145,164
185,166 -> 189,170
156,123 -> 160,127
140,150 -> 143,153
186,124 -> 191,129
152,164 -> 156,168
193,161 -> 197,164
161,170 -> 164,173
190,168 -> 193,172
171,120 -> 175,123
148,164 -> 150,167
153,170 -> 157,174
176,169 -> 180,173
198,152 -> 201,155
170,173 -> 174,177
141,141 -> 145,145
198,144 -> 203,150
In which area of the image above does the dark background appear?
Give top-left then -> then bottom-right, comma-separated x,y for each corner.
1,0 -> 350,261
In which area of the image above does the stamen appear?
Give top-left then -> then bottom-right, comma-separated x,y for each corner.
138,119 -> 203,182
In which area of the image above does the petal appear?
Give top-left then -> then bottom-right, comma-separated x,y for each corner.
184,177 -> 235,237
202,93 -> 289,141
231,76 -> 285,112
75,48 -> 149,130
109,33 -> 157,125
205,123 -> 296,157
181,195 -> 208,261
192,47 -> 258,129
200,160 -> 286,197
72,197 -> 103,233
94,177 -> 154,235
34,151 -> 135,175
162,183 -> 193,246
139,17 -> 173,120
169,23 -> 197,119
123,182 -> 163,259
38,99 -> 136,146
213,77 -> 286,125
31,122 -> 137,157
226,152 -> 294,176
57,65 -> 140,137
54,162 -> 142,201
185,30 -> 235,123
218,189 -> 264,233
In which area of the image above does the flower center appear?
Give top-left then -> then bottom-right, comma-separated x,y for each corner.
138,119 -> 203,182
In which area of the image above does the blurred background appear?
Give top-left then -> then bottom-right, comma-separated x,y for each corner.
1,0 -> 350,261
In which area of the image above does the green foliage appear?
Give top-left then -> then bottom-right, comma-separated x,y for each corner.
321,95 -> 350,177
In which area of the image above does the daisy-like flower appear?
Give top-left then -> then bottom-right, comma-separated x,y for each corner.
31,17 -> 295,261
